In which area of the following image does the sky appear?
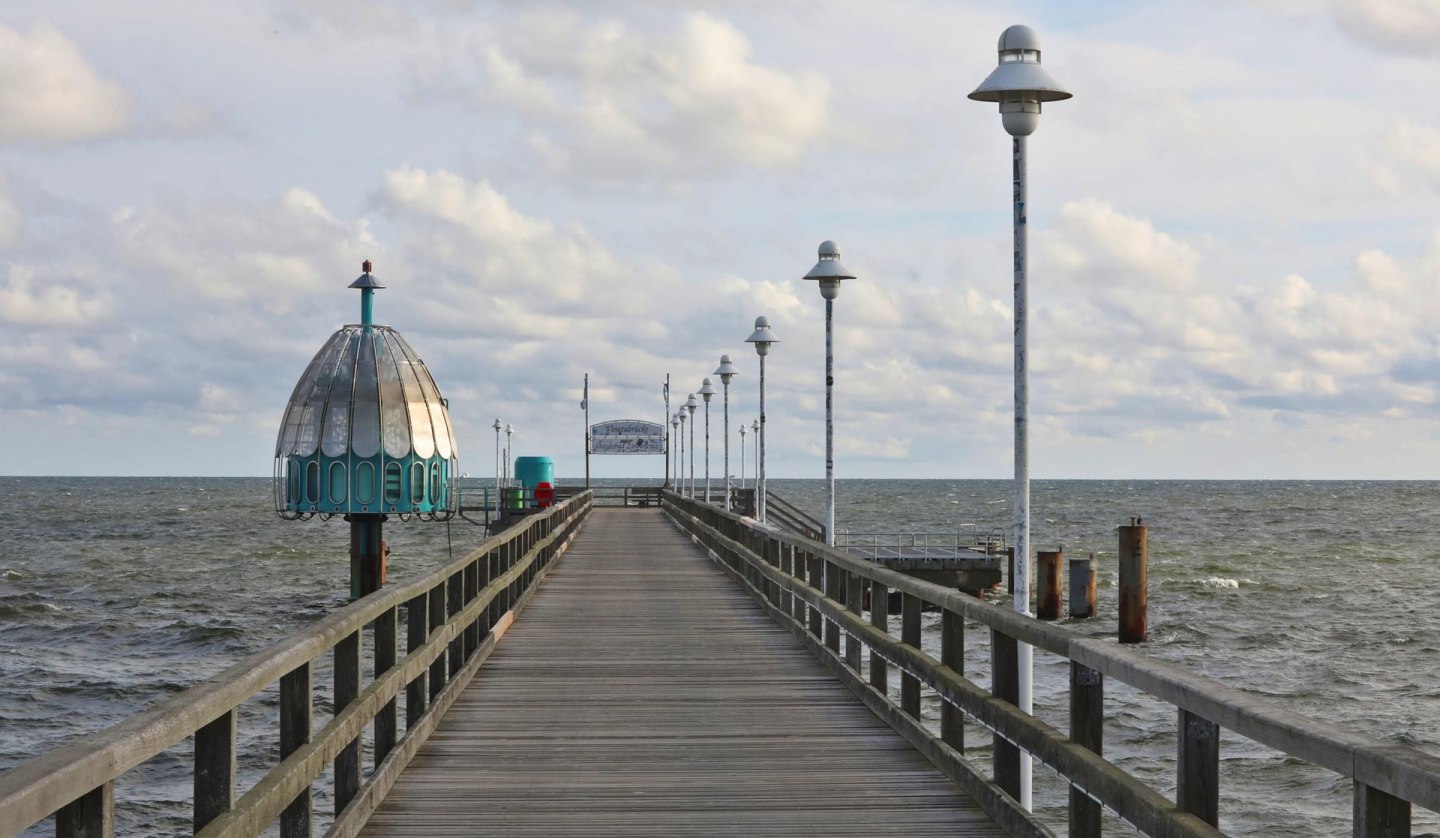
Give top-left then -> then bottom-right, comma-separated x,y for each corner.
2,0 -> 1439,479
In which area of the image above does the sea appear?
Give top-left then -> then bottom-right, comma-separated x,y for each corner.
2,476 -> 1439,836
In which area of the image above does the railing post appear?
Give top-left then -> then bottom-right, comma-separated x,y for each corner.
194,709 -> 236,831
779,541 -> 794,617
845,569 -> 863,672
406,595 -> 429,729
991,628 -> 1020,798
901,593 -> 922,719
464,558 -> 480,658
1069,662 -> 1103,837
869,581 -> 889,693
824,561 -> 842,654
807,553 -> 823,639
941,610 -> 964,754
374,607 -> 397,768
1178,709 -> 1220,827
55,782 -> 113,838
447,570 -> 464,678
279,661 -> 312,837
428,582 -> 446,700
333,630 -> 361,816
1355,784 -> 1411,837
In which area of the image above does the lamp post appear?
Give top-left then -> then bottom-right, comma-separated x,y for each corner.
751,419 -> 759,499
684,393 -> 699,499
492,418 -> 503,519
671,413 -> 682,489
745,318 -> 779,524
803,241 -> 856,546
505,424 -> 514,487
699,378 -> 716,503
738,424 -> 747,493
677,410 -> 687,497
969,23 -> 1071,813
663,375 -> 671,488
713,355 -> 739,510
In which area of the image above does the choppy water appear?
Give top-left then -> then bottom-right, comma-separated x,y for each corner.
3,477 -> 1440,835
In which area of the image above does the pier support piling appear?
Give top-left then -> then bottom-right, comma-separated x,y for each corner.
347,514 -> 385,600
1037,549 -> 1063,620
1069,554 -> 1097,618
1119,518 -> 1148,644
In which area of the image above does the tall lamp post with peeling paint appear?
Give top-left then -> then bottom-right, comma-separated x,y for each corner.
713,355 -> 739,509
751,419 -> 760,499
803,241 -> 856,546
684,393 -> 699,498
699,378 -> 717,503
745,318 -> 779,524
969,23 -> 1071,812
677,410 -> 688,496
492,418 -> 503,519
671,413 -> 682,489
738,423 -> 747,492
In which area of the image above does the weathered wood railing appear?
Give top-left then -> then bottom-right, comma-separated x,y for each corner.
664,490 -> 1440,837
0,491 -> 592,838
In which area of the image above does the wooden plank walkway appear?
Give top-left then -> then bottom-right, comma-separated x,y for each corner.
360,508 -> 1006,836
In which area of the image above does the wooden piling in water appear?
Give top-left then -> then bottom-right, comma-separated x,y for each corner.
1036,549 -> 1063,620
1119,518 -> 1148,644
1070,554 -> 1097,618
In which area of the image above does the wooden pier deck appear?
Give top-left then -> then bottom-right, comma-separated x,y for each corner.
359,508 -> 1005,837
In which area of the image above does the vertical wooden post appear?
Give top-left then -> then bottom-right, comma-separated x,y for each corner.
807,553 -> 823,639
1036,549 -> 1063,620
824,562 -> 842,654
869,580 -> 889,693
1006,547 -> 1015,596
901,593 -> 922,719
447,570 -> 464,678
279,662 -> 312,838
845,570 -> 864,672
1355,784 -> 1411,837
941,610 -> 965,754
194,709 -> 236,831
374,607 -> 397,767
1069,662 -> 1103,838
779,541 -> 793,616
1069,554 -> 1097,619
463,559 -> 480,658
405,594 -> 428,729
1177,709 -> 1220,827
991,629 -> 1020,798
333,630 -> 361,817
1119,518 -> 1148,643
478,551 -> 493,635
428,584 -> 446,701
55,782 -> 113,838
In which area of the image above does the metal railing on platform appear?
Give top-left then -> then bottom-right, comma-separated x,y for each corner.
663,490 -> 1440,838
0,492 -> 594,838
838,529 -> 1007,562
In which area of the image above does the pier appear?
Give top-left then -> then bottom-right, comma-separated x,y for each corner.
4,490 -> 1440,837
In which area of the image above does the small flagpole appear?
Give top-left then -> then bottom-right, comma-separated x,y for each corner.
583,373 -> 590,488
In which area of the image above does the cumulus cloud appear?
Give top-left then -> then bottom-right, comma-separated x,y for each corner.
0,266 -> 108,327
1329,0 -> 1440,56
0,22 -> 130,144
427,11 -> 830,182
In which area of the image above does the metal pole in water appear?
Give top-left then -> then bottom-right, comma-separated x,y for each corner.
1070,554 -> 1097,618
1037,548 -> 1063,620
1119,519 -> 1148,643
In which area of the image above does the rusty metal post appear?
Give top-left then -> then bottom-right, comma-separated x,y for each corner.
1069,554 -> 1097,619
347,514 -> 385,600
1036,549 -> 1063,620
1119,518 -> 1148,644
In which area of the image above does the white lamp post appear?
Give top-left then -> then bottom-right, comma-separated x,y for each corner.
738,424 -> 747,493
492,418 -> 503,518
699,378 -> 717,503
671,414 -> 682,489
969,23 -> 1071,813
751,419 -> 759,499
714,355 -> 739,510
803,240 -> 856,546
745,318 -> 779,524
684,393 -> 699,498
504,423 -> 514,487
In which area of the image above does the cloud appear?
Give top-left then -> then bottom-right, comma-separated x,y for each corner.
0,22 -> 130,144
1380,120 -> 1440,190
0,175 -> 18,248
1329,0 -> 1440,56
428,11 -> 830,182
0,266 -> 109,327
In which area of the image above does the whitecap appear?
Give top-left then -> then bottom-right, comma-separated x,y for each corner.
1201,576 -> 1239,589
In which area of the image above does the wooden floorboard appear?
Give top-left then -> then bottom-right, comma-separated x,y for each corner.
360,508 -> 1007,836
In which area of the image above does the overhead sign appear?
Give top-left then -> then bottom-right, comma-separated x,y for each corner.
589,419 -> 664,455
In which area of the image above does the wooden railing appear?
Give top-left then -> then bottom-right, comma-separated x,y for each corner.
762,490 -> 825,541
664,491 -> 1440,838
0,492 -> 593,838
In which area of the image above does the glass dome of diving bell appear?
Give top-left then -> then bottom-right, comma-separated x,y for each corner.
274,260 -> 459,520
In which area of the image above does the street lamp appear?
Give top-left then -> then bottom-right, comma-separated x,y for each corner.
677,409 -> 688,497
713,355 -> 739,510
803,240 -> 856,546
684,393 -> 699,499
751,418 -> 759,498
745,317 -> 778,524
504,423 -> 514,487
699,378 -> 717,503
492,418 -> 503,519
969,23 -> 1071,813
738,423 -> 747,493
671,413 -> 682,489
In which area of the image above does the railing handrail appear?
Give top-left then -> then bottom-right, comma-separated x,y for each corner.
662,490 -> 1440,834
0,491 -> 595,837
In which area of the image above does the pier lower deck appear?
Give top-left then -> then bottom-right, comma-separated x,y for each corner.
360,508 -> 1004,836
